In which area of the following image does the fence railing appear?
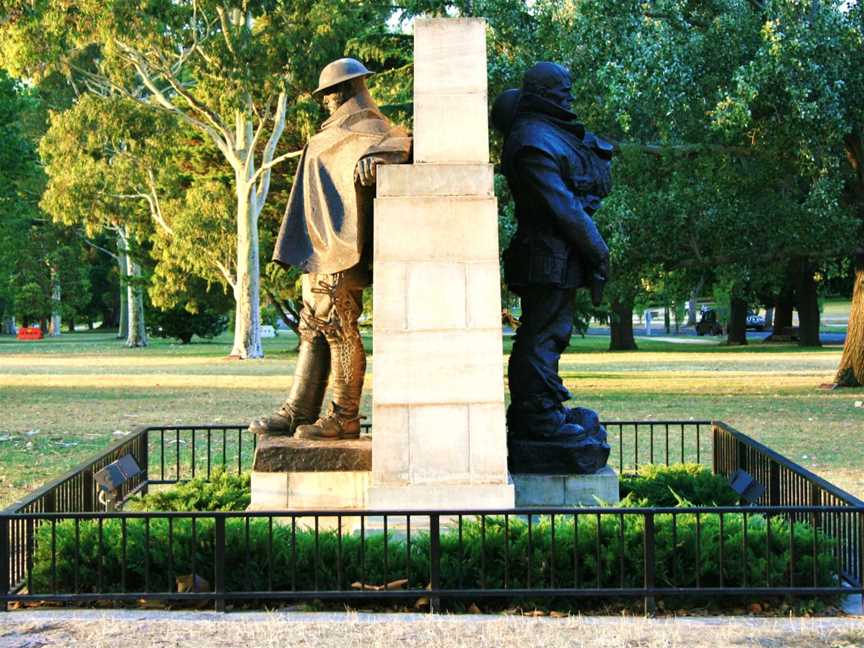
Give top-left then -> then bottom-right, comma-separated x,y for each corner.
2,420 -> 862,613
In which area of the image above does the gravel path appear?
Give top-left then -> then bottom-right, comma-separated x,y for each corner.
1,610 -> 863,648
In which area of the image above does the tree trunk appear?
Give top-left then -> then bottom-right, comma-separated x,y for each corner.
49,267 -> 61,337
664,304 -> 671,334
834,252 -> 864,386
609,298 -> 638,350
1,317 -> 15,335
764,306 -> 774,330
121,226 -> 147,348
229,113 -> 264,359
794,260 -> 821,347
726,297 -> 748,345
687,287 -> 699,326
772,287 -> 794,337
116,232 -> 129,340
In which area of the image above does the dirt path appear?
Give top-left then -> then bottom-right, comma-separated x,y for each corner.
1,610 -> 863,648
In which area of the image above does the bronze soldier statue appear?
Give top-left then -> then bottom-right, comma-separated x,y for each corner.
250,58 -> 411,440
492,63 -> 612,474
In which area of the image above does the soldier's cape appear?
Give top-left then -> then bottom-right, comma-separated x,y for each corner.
273,90 -> 411,274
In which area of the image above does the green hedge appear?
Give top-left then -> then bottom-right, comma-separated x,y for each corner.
27,465 -> 839,597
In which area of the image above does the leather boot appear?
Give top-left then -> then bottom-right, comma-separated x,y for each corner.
248,336 -> 330,435
296,337 -> 364,440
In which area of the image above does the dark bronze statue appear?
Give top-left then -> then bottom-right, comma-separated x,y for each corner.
250,58 -> 411,440
492,62 -> 612,474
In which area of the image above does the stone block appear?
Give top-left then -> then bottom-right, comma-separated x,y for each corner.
564,466 -> 620,506
249,471 -> 288,508
377,164 -> 494,197
252,435 -> 371,472
512,467 -> 619,508
374,196 -> 499,264
467,262 -> 504,330
250,470 -> 371,510
368,482 -> 515,510
373,329 -> 506,405
413,18 -> 487,96
513,474 -> 566,507
413,93 -> 489,164
371,261 -> 407,331
371,405 -> 410,484
468,403 -> 508,482
409,404 -> 470,482
406,262 -> 466,330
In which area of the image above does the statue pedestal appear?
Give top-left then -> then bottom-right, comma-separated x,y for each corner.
512,466 -> 619,507
368,18 -> 513,510
249,435 -> 371,510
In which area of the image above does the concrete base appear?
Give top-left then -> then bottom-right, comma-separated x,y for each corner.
368,482 -> 515,510
250,470 -> 370,510
513,466 -> 619,507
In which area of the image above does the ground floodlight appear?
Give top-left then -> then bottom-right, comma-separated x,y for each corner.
729,469 -> 765,505
93,455 -> 141,510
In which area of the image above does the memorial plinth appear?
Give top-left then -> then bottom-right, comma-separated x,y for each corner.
250,436 -> 371,510
368,18 -> 514,510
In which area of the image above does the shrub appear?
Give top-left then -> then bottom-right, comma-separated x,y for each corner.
125,470 -> 250,512
26,464 -> 839,601
30,510 -> 837,597
619,463 -> 739,507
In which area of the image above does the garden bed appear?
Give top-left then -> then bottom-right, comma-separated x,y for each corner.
2,421 -> 862,613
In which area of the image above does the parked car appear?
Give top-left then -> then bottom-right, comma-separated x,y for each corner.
696,309 -> 723,336
746,310 -> 766,331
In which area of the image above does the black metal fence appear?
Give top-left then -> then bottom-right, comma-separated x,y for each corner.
2,420 -> 862,613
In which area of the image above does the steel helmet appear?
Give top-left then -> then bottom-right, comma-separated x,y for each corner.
313,58 -> 374,96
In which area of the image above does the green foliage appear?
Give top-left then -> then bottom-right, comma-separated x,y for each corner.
147,280 -> 231,344
126,470 -> 250,513
28,464 -> 839,602
29,506 -> 837,598
619,463 -> 740,507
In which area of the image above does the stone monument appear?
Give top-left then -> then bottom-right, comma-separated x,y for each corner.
368,18 -> 515,509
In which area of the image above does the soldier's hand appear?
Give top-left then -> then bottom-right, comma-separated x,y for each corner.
355,156 -> 384,187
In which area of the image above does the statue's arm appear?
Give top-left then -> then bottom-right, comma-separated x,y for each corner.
515,147 -> 609,272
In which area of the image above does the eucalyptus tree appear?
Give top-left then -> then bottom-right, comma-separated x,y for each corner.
1,0 -> 396,357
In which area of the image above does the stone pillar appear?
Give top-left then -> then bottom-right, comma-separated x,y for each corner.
369,18 -> 514,509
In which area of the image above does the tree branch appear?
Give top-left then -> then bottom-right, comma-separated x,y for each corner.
254,92 -> 291,211
113,40 -> 235,162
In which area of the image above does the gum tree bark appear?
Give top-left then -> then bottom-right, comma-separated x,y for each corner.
115,230 -> 129,339
834,250 -> 864,386
119,225 -> 147,347
49,266 -> 61,336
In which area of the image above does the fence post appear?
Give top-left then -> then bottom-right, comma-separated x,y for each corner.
429,514 -> 441,614
643,512 -> 656,617
769,461 -> 781,507
214,516 -> 226,613
737,439 -> 748,473
140,429 -> 150,496
82,469 -> 95,512
858,511 -> 864,613
1,516 -> 9,612
712,424 -> 719,475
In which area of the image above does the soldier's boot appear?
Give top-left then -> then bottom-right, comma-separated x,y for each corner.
296,338 -> 364,440
248,336 -> 330,436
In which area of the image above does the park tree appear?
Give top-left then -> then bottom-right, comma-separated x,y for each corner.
1,0 -> 399,357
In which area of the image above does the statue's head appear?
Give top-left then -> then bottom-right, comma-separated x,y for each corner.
522,62 -> 572,112
313,58 -> 374,115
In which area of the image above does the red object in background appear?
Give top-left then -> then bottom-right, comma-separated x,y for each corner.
16,327 -> 43,340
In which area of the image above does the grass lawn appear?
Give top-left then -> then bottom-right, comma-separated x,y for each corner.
1,330 -> 862,507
